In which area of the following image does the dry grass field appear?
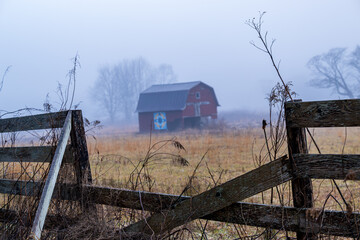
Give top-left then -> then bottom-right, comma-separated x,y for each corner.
1,122 -> 360,239
84,125 -> 360,238
89,127 -> 260,194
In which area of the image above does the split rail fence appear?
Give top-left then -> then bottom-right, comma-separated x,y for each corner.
0,99 -> 359,239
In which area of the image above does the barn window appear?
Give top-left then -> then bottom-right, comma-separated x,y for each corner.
195,92 -> 200,99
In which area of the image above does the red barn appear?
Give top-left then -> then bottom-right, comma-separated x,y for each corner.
136,81 -> 219,132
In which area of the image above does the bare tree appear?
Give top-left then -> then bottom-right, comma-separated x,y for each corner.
350,46 -> 360,76
154,64 -> 177,84
0,66 -> 11,93
114,58 -> 154,121
92,66 -> 121,122
92,57 -> 177,122
307,46 -> 360,98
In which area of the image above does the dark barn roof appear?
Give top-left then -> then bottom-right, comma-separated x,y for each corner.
142,81 -> 201,93
136,81 -> 219,113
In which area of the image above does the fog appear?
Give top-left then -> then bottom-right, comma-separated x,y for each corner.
0,1 -> 359,122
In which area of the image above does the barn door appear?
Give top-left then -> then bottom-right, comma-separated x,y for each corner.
194,103 -> 201,117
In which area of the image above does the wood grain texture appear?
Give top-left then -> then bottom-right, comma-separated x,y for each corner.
204,203 -> 360,238
70,110 -> 92,185
286,100 -> 314,240
285,99 -> 360,128
286,128 -> 313,209
81,185 -> 360,238
30,111 -> 72,240
70,110 -> 95,212
293,154 -> 360,180
0,111 -> 69,133
123,155 -> 292,235
0,146 -> 74,163
1,179 -> 358,238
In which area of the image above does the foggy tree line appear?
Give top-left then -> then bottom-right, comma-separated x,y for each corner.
92,57 -> 177,122
308,45 -> 360,98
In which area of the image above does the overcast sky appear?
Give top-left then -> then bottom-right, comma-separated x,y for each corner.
0,1 -> 359,121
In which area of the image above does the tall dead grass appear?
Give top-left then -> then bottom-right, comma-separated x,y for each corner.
84,125 -> 360,239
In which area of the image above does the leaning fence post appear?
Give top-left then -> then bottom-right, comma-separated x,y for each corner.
285,100 -> 315,240
30,111 -> 72,240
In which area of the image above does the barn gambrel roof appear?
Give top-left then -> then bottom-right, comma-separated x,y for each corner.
136,81 -> 219,113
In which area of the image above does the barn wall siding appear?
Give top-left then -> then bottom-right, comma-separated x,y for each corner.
138,112 -> 152,132
183,84 -> 218,119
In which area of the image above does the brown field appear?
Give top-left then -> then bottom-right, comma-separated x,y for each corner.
84,126 -> 360,238
1,124 -> 359,239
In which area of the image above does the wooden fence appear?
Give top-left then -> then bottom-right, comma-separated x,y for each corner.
0,99 -> 360,239
0,110 -> 93,239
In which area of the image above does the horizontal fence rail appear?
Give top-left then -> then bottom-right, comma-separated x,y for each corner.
0,111 -> 69,133
294,154 -> 360,180
123,155 -> 292,235
204,202 -> 360,238
285,99 -> 360,128
0,146 -> 74,163
0,179 -> 359,237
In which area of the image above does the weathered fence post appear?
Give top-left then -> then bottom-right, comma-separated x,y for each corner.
285,100 -> 315,240
70,110 -> 94,211
70,110 -> 92,185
